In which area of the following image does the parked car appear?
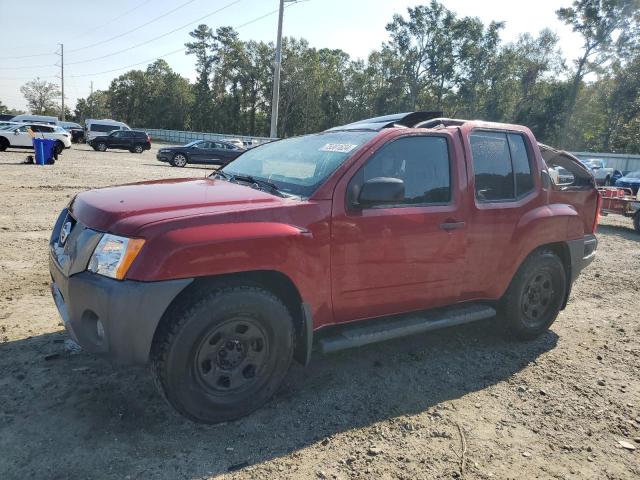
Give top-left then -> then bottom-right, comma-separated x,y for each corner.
0,121 -> 20,130
85,119 -> 131,142
580,159 -> 616,186
10,114 -> 59,125
0,114 -> 15,121
59,121 -> 85,143
548,165 -> 575,185
156,140 -> 244,167
49,112 -> 599,423
222,138 -> 245,149
614,171 -> 640,194
88,129 -> 151,153
0,123 -> 71,153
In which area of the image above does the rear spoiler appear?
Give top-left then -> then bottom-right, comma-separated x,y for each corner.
538,143 -> 595,187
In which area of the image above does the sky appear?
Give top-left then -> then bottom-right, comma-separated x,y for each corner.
0,0 -> 585,113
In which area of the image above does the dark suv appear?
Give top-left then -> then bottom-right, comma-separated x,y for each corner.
89,130 -> 151,154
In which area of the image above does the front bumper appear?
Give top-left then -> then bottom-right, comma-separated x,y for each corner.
48,209 -> 192,364
156,153 -> 170,162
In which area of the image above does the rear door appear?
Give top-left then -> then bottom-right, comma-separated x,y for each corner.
209,142 -> 228,164
462,129 -> 540,299
330,132 -> 468,323
108,131 -> 128,149
191,141 -> 212,162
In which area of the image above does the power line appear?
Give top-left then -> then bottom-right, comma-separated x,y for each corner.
0,63 -> 57,70
0,51 -> 56,60
67,0 -> 201,54
69,2 -> 293,78
66,0 -> 154,42
67,0 -> 243,65
0,0 -> 156,60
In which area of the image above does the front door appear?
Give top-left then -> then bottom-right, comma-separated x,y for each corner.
108,130 -> 128,149
331,133 -> 467,323
12,126 -> 32,146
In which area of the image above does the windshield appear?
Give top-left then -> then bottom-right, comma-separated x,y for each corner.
219,131 -> 376,197
184,141 -> 200,147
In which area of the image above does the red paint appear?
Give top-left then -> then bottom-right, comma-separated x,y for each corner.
69,121 -> 598,330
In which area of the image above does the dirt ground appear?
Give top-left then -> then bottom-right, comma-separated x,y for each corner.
0,143 -> 638,480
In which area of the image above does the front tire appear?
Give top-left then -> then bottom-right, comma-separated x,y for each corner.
633,212 -> 640,234
0,138 -> 8,151
151,286 -> 294,423
170,153 -> 188,167
501,250 -> 567,340
54,140 -> 64,155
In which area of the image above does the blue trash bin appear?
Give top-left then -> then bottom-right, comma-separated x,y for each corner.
33,138 -> 57,165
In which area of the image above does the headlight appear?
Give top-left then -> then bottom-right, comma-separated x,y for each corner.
88,234 -> 145,280
159,149 -> 169,153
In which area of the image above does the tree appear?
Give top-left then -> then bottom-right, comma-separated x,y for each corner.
185,24 -> 218,131
0,100 -> 8,114
20,78 -> 61,116
556,0 -> 640,144
74,91 -> 110,122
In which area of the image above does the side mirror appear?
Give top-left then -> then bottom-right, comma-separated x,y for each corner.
357,177 -> 405,207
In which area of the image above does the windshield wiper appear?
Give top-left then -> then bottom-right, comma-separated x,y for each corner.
213,170 -> 290,198
234,175 -> 286,197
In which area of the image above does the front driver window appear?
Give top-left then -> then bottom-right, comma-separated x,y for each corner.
348,135 -> 452,207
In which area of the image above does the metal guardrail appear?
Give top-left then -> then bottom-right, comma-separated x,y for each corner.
146,129 -> 276,146
571,151 -> 640,172
145,128 -> 640,171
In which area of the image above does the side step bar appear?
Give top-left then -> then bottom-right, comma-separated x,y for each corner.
319,303 -> 496,354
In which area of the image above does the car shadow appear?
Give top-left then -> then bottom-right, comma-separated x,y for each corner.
0,320 -> 557,478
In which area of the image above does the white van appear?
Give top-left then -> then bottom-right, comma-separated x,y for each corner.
85,119 -> 131,142
10,114 -> 59,125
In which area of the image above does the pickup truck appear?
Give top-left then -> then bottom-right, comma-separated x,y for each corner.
49,112 -> 600,423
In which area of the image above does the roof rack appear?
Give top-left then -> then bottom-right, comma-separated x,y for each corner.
414,118 -> 467,129
327,111 -> 443,132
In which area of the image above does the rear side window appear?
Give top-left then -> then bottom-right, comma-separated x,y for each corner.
90,124 -> 119,132
353,136 -> 451,206
470,131 -> 534,201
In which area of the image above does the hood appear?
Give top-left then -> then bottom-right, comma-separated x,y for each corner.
70,178 -> 288,236
618,176 -> 640,183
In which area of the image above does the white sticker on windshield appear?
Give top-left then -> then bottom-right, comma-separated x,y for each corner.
319,143 -> 358,153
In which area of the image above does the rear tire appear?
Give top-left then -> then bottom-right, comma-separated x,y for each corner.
500,250 -> 567,340
170,153 -> 188,167
0,138 -> 8,152
151,286 -> 294,423
133,144 -> 144,154
54,141 -> 64,155
96,142 -> 107,152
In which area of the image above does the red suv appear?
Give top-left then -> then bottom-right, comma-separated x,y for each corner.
49,113 -> 599,423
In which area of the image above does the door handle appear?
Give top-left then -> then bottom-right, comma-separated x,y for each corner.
440,220 -> 465,231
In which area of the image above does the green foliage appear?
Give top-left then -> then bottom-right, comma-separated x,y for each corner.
20,78 -> 61,116
65,1 -> 640,152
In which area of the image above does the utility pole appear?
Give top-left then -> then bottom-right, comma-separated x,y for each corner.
270,0 -> 295,139
90,81 -> 93,118
57,43 -> 65,121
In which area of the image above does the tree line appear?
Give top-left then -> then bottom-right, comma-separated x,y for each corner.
7,0 -> 640,152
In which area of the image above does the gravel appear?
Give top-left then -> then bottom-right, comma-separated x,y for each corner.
0,144 -> 638,479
